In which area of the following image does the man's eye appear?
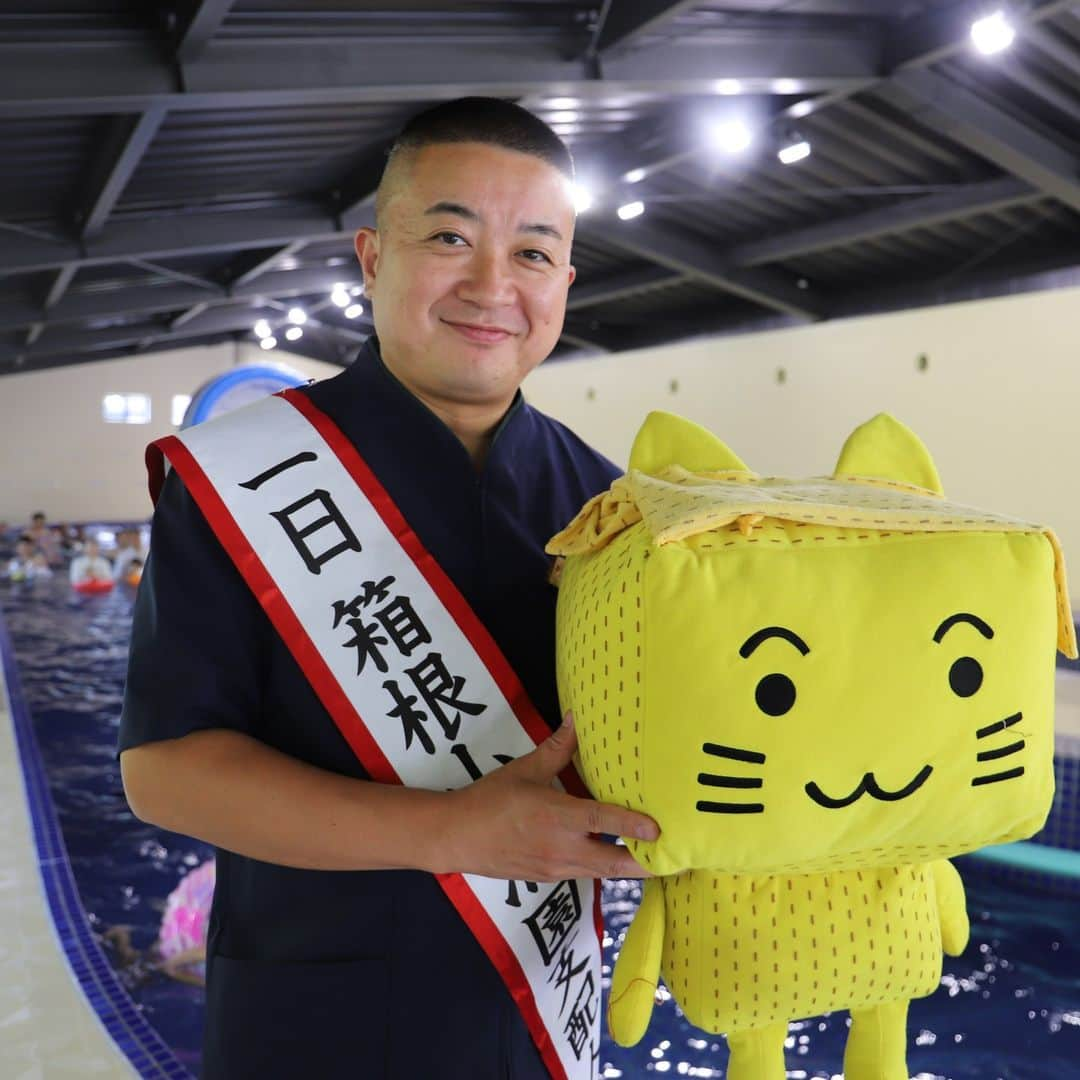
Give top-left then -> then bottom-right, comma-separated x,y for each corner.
433,232 -> 466,246
521,249 -> 553,264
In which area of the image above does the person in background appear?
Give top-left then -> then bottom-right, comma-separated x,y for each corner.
26,511 -> 62,567
59,523 -> 86,559
113,527 -> 148,581
5,536 -> 48,582
122,557 -> 143,587
69,537 -> 112,585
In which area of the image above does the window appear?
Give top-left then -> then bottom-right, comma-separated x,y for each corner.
172,394 -> 192,426
102,392 -> 151,424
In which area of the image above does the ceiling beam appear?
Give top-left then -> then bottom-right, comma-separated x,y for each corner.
0,207 -> 361,279
876,68 -> 1080,215
595,1 -> 702,54
175,0 -> 237,63
1,302 -> 369,367
0,34 -> 879,119
0,266 -> 366,334
1,330 -> 352,380
22,263 -> 81,348
78,106 -> 167,238
229,239 -> 310,286
885,0 -> 1076,71
829,245 -> 1080,320
599,219 -> 825,319
566,265 -> 684,311
722,177 -> 1042,266
43,263 -> 79,309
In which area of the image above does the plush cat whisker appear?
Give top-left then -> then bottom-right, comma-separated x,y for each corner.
701,742 -> 765,764
975,710 -> 1022,738
696,772 -> 763,789
695,799 -> 766,815
971,765 -> 1025,787
975,739 -> 1025,763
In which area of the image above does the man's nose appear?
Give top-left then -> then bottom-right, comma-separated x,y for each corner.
458,249 -> 516,306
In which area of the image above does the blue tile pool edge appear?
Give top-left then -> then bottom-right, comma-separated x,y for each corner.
0,603 -> 194,1080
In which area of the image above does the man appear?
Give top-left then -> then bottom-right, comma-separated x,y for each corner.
119,98 -> 659,1079
70,535 -> 112,585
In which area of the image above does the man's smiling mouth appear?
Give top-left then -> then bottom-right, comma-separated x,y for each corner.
805,765 -> 933,808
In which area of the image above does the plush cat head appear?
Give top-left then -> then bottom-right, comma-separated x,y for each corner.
549,412 -> 1075,877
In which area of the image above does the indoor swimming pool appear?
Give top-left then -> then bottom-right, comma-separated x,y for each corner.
2,573 -> 1078,1079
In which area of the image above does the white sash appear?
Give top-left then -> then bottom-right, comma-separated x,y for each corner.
148,389 -> 601,1079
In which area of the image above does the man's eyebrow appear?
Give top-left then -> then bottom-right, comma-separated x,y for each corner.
424,201 -> 479,222
423,201 -> 563,242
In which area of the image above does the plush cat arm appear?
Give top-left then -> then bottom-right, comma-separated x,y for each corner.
931,859 -> 970,956
607,876 -> 666,1047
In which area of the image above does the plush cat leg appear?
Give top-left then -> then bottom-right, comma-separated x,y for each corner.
931,858 -> 970,956
843,998 -> 910,1080
607,876 -> 665,1046
725,1020 -> 788,1080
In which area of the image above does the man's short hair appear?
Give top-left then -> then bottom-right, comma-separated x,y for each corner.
375,97 -> 574,226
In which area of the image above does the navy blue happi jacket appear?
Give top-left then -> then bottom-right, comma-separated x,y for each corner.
118,337 -> 619,1079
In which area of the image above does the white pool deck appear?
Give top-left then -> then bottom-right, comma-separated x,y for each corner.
0,655 -> 138,1078
1,655 -> 1078,1077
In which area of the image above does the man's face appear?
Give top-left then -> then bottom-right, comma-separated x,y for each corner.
355,141 -> 577,407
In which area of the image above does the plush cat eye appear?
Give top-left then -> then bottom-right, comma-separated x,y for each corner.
948,656 -> 983,697
755,672 -> 796,716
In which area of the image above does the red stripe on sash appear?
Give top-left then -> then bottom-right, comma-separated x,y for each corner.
149,433 -> 400,785
439,872 -> 566,1079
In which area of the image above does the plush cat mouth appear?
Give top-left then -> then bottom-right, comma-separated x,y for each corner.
805,765 -> 933,809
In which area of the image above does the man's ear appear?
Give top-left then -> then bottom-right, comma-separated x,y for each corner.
567,263 -> 576,287
354,227 -> 379,293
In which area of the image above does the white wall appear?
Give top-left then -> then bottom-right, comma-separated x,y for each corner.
525,284 -> 1080,607
2,285 -> 1078,607
0,342 -> 339,525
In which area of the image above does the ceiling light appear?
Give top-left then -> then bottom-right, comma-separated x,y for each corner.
789,99 -> 815,120
285,326 -> 303,341
710,119 -> 753,154
568,181 -> 594,214
971,10 -> 1015,54
778,138 -> 812,165
617,200 -> 645,221
259,335 -> 278,350
549,110 -> 580,124
344,303 -> 364,319
350,285 -> 364,296
330,285 -> 351,308
253,319 -> 271,339
546,97 -> 579,110
624,167 -> 647,184
287,307 -> 307,325
773,79 -> 800,95
715,79 -> 742,95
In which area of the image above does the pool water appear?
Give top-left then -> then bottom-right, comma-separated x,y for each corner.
3,576 -> 1079,1079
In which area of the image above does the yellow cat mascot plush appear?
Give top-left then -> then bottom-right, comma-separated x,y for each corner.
547,411 -> 1076,1080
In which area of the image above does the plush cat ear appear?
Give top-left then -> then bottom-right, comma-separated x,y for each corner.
628,411 -> 749,476
834,413 -> 944,495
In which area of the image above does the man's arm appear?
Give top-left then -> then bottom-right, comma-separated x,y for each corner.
121,713 -> 659,880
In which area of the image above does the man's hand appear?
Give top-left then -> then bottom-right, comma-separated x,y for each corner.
436,712 -> 660,881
